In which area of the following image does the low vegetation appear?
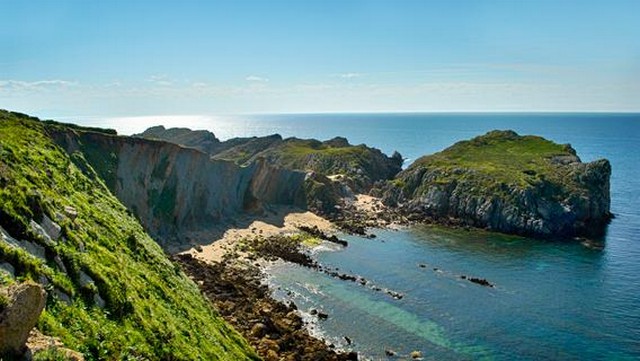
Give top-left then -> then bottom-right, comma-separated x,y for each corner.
409,130 -> 574,186
0,110 -> 258,360
401,130 -> 583,200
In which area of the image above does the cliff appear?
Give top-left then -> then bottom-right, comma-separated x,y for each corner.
382,130 -> 611,239
137,126 -> 404,193
51,127 -> 311,249
0,110 -> 258,359
136,125 -> 223,154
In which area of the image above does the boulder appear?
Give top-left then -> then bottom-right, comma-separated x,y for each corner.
40,214 -> 62,241
0,282 -> 46,356
0,262 -> 15,278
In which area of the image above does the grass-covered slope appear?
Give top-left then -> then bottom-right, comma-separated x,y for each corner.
407,130 -> 578,188
384,130 -> 611,238
261,138 -> 401,181
0,110 -> 258,360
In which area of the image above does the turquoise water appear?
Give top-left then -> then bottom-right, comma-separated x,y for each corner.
216,113 -> 639,360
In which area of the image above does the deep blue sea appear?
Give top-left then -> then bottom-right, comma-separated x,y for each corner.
201,113 -> 640,360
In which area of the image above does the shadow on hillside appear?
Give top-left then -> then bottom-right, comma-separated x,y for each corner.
163,205 -> 308,255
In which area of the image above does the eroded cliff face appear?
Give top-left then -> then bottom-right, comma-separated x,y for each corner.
136,127 -> 403,193
382,131 -> 611,239
50,129 -> 311,248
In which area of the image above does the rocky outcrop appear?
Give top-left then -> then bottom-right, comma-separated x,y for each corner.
382,130 -> 611,239
136,126 -> 403,193
135,125 -> 223,155
0,282 -> 46,357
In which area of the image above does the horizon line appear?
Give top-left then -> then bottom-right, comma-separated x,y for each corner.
44,109 -> 640,121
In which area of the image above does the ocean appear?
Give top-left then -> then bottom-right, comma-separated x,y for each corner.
149,113 -> 640,360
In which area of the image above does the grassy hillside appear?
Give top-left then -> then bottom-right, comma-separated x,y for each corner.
238,137 -> 402,191
405,130 -> 578,191
0,110 -> 258,360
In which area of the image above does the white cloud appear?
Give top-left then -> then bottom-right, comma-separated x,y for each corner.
0,79 -> 77,92
245,75 -> 269,82
337,72 -> 362,79
147,74 -> 173,86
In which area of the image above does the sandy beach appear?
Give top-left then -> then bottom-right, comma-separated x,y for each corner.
181,206 -> 336,263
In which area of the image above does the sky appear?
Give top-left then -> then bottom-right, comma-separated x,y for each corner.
1,0 -> 639,120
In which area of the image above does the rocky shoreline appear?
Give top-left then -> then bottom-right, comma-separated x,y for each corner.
172,204 -> 417,361
174,253 -> 358,361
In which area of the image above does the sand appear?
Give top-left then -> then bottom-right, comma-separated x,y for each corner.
181,206 -> 335,264
352,194 -> 383,213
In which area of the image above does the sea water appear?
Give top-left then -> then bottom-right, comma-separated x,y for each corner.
215,113 -> 640,360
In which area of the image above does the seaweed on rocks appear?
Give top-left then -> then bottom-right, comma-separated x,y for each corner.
250,235 -> 318,267
297,225 -> 348,247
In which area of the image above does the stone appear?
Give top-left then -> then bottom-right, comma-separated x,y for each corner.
54,211 -> 66,223
94,293 -> 106,308
25,329 -> 85,360
29,219 -> 55,246
64,206 -> 78,220
345,351 -> 359,360
0,262 -> 15,278
78,271 -> 95,287
38,275 -> 50,286
53,255 -> 68,274
0,282 -> 46,356
250,323 -> 268,338
411,350 -> 422,359
53,288 -> 72,305
264,349 -> 279,361
0,226 -> 46,261
40,214 -> 62,241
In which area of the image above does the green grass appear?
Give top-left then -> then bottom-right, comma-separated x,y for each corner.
32,347 -> 75,361
406,130 -> 576,192
274,140 -> 371,170
216,136 -> 399,188
262,139 -> 401,192
0,110 -> 258,360
0,292 -> 8,312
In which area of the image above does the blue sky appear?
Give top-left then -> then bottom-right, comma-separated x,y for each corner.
1,0 -> 639,118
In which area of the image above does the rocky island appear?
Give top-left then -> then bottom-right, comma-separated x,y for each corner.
381,130 -> 612,239
1,110 -> 611,360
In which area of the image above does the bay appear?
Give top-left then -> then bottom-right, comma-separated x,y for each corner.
208,113 -> 640,359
